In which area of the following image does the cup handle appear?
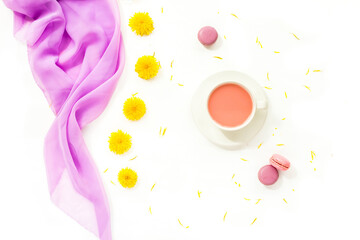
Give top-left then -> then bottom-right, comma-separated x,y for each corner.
257,100 -> 267,109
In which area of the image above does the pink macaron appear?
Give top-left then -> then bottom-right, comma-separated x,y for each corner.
269,154 -> 290,171
258,165 -> 279,185
198,26 -> 218,46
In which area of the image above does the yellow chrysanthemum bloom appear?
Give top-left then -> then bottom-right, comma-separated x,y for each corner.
129,12 -> 154,36
108,130 -> 132,155
118,168 -> 138,188
123,97 -> 146,121
135,55 -> 160,80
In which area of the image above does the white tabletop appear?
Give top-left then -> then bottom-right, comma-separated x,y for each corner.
0,0 -> 359,239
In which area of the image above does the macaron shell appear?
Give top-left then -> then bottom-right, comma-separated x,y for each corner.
270,154 -> 290,171
198,26 -> 218,46
258,165 -> 279,186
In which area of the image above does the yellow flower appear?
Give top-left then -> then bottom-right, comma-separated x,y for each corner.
135,55 -> 160,80
108,130 -> 132,155
123,97 -> 146,121
129,12 -> 154,36
118,168 -> 138,188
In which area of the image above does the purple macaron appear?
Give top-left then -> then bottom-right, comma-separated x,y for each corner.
258,165 -> 279,186
198,26 -> 218,46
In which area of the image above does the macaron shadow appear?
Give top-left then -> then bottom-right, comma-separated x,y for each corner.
203,35 -> 223,50
281,166 -> 297,180
262,167 -> 296,190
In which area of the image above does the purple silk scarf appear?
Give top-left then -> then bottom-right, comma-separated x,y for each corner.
3,0 -> 125,239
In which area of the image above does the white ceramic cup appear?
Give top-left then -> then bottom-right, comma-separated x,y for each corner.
207,81 -> 263,132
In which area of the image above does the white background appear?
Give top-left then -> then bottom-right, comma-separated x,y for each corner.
1,0 -> 360,239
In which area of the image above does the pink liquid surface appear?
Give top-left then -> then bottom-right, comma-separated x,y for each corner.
208,83 -> 253,127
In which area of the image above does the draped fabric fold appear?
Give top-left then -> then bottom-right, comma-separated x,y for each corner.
3,0 -> 125,239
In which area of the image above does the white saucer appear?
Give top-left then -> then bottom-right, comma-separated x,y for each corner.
191,71 -> 268,150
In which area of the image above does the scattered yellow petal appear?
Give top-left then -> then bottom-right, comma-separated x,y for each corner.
178,83 -> 184,86
276,144 -> 285,146
267,72 -> 269,81
178,219 -> 189,228
255,199 -> 261,204
258,142 -> 263,149
282,118 -> 286,120
240,158 -> 248,161
283,198 -> 288,204
170,75 -> 173,81
132,92 -> 138,96
162,128 -> 167,136
306,68 -> 310,75
149,206 -> 152,214
238,183 -> 241,187
274,51 -> 280,53
178,219 -> 183,227
198,190 -> 202,198
104,168 -> 109,173
304,85 -> 311,91
256,37 -> 259,43
313,70 -> 321,72
110,181 -> 116,185
224,35 -> 227,39
235,182 -> 238,185
244,198 -> 251,201
285,91 -> 288,99
223,212 -> 227,221
151,183 -> 156,191
310,161 -> 313,163
161,7 -> 163,13
311,151 -> 316,160
314,168 -> 317,171
264,86 -> 272,90
159,127 -> 162,135
291,33 -> 300,40
292,189 -> 295,191
232,174 -> 235,179
231,13 -> 239,19
259,41 -> 263,48
129,156 -> 138,161
213,56 -> 223,60
171,60 -> 174,68
251,218 -> 257,225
